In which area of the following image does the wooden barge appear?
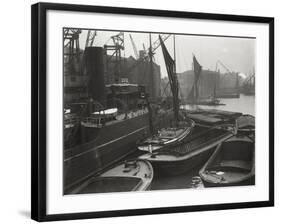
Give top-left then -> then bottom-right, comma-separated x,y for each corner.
199,135 -> 255,187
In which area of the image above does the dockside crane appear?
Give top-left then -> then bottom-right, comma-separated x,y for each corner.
142,43 -> 146,51
63,28 -> 82,74
242,71 -> 255,95
104,32 -> 125,83
125,34 -> 171,74
129,34 -> 139,59
215,60 -> 240,89
215,60 -> 233,75
244,74 -> 255,86
243,70 -> 255,90
64,29 -> 82,62
85,30 -> 97,47
150,34 -> 171,55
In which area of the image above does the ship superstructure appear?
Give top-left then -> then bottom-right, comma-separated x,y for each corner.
63,30 -> 161,192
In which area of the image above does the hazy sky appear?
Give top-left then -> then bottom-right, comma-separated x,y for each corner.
77,30 -> 255,78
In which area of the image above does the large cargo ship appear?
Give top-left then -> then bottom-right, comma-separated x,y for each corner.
63,46 -> 150,193
64,105 -> 149,192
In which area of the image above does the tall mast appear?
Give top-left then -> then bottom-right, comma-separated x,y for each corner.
149,33 -> 154,100
148,33 -> 154,134
235,72 -> 239,94
173,34 -> 179,126
173,35 -> 176,74
159,35 -> 179,126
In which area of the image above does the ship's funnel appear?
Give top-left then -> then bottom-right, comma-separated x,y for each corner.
84,47 -> 106,107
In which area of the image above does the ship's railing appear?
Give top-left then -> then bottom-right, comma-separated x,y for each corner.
64,116 -> 79,125
125,108 -> 149,119
81,117 -> 103,128
81,108 -> 148,127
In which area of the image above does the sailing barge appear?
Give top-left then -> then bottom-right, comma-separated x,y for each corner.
137,35 -> 195,153
137,120 -> 195,152
139,36 -> 234,175
184,56 -> 224,106
139,125 -> 233,175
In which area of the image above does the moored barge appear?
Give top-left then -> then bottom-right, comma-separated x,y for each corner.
67,159 -> 153,194
199,135 -> 255,187
139,125 -> 233,175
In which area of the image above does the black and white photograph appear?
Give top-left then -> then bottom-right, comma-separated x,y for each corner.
29,2 -> 274,222
0,0 -> 278,223
63,29 -> 256,195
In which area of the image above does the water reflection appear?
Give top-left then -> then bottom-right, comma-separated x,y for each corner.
181,94 -> 255,116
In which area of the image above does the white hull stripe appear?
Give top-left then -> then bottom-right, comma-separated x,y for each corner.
64,126 -> 149,162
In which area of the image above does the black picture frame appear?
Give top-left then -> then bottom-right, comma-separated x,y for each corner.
31,2 -> 274,222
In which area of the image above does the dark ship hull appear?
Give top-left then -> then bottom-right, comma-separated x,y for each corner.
63,46 -> 152,193
64,113 -> 149,192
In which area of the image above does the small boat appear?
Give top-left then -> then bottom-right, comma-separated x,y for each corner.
68,159 -> 153,194
139,125 -> 233,175
237,114 -> 255,133
182,109 -> 242,127
183,99 -> 225,106
215,92 -> 240,99
199,135 -> 255,187
196,99 -> 225,106
137,119 -> 195,152
185,56 -> 226,106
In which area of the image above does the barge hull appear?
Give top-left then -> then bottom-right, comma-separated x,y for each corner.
152,147 -> 216,176
201,175 -> 255,187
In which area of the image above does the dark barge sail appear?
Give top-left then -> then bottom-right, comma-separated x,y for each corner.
185,55 -> 223,106
137,35 -> 195,153
139,39 -> 233,175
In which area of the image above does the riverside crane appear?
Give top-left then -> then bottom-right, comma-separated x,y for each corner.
215,60 -> 240,97
125,34 -> 171,74
64,29 -> 82,63
242,72 -> 255,95
215,60 -> 233,75
129,34 -> 139,59
216,60 -> 239,84
85,30 -> 97,47
63,28 -> 82,74
104,32 -> 125,83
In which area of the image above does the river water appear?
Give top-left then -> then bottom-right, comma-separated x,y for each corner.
140,94 -> 255,190
182,94 -> 255,116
